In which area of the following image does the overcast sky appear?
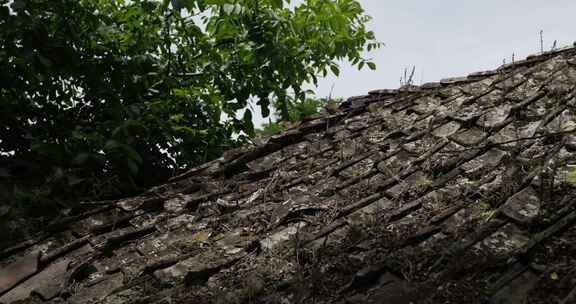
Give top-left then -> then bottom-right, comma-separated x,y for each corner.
313,0 -> 576,98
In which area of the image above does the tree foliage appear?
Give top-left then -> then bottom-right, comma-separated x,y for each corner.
284,96 -> 342,122
0,0 -> 380,209
256,96 -> 343,137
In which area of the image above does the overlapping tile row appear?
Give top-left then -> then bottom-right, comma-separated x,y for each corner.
2,46 -> 576,304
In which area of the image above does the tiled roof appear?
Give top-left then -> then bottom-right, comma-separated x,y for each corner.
2,45 -> 576,304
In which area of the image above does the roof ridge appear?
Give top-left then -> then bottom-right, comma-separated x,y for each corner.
363,42 -> 576,99
171,42 -> 576,183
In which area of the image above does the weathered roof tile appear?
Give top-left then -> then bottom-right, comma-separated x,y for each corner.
4,44 -> 576,304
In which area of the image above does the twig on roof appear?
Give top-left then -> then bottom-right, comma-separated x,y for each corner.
328,83 -> 335,101
408,66 -> 416,85
404,67 -> 407,85
399,66 -> 416,86
540,30 -> 544,54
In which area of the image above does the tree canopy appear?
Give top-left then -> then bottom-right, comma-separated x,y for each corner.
0,0 -> 380,208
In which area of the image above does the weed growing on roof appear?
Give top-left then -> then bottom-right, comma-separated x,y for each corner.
415,175 -> 433,188
400,66 -> 416,87
463,178 -> 481,187
474,199 -> 497,222
567,165 -> 576,186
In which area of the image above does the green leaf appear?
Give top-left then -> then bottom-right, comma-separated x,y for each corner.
31,143 -> 64,162
243,109 -> 255,136
258,97 -> 271,117
243,109 -> 252,123
330,65 -> 340,76
37,54 -> 53,67
367,62 -> 376,70
126,159 -> 140,176
73,153 -> 92,165
10,0 -> 26,11
67,175 -> 86,186
171,0 -> 183,10
104,140 -> 121,151
197,0 -> 206,11
104,140 -> 143,164
222,4 -> 242,14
